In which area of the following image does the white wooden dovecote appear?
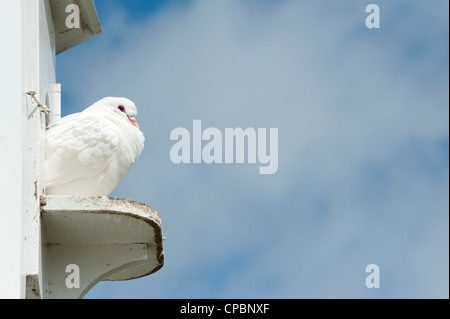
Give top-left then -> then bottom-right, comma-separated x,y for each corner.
0,0 -> 164,299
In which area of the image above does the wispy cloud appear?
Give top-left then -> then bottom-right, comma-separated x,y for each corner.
57,0 -> 449,298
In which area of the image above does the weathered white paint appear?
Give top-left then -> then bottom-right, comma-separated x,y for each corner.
41,196 -> 164,299
50,0 -> 102,55
22,0 -> 56,299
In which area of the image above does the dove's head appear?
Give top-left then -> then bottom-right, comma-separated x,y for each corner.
88,97 -> 140,129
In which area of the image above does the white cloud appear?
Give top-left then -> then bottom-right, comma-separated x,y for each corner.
57,0 -> 449,298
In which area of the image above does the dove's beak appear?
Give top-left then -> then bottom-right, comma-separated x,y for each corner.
128,116 -> 139,129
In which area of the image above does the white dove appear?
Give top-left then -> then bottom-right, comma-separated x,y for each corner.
44,97 -> 145,196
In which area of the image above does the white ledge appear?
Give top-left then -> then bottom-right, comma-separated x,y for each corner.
38,195 -> 164,299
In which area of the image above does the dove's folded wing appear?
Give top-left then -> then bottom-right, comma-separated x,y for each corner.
44,113 -> 120,189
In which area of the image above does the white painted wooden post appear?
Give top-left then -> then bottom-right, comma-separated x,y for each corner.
0,0 -> 56,299
24,0 -> 57,299
48,83 -> 62,125
0,0 -> 26,299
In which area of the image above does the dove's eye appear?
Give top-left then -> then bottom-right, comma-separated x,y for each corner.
118,105 -> 125,113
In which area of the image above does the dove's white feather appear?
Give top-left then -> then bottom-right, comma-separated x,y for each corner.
44,97 -> 145,196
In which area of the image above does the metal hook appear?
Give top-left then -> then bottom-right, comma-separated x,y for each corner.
27,91 -> 51,115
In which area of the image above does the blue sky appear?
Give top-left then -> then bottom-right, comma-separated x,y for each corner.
56,0 -> 449,298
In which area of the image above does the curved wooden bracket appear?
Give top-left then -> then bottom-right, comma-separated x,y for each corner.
38,196 -> 164,299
